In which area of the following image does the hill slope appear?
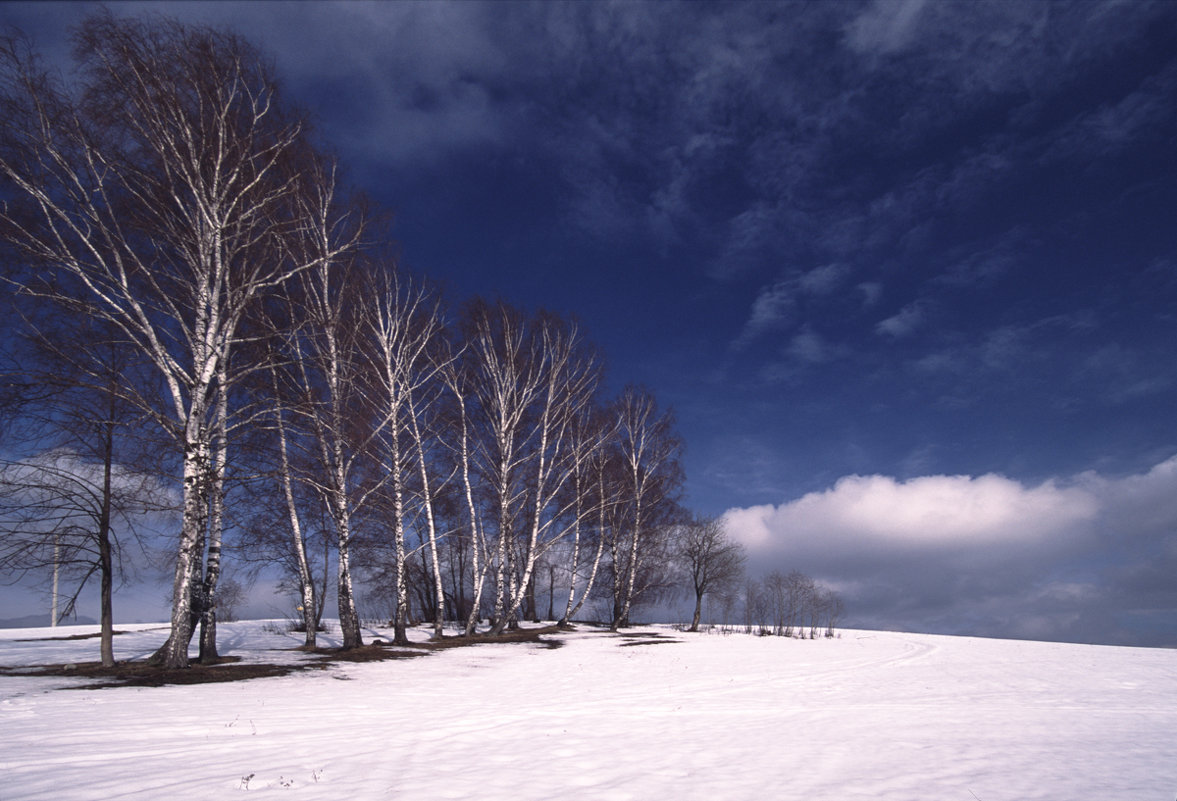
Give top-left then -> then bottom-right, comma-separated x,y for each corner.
1,621 -> 1173,799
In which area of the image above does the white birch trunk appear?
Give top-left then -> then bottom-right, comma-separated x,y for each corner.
269,365 -> 318,647
391,431 -> 410,645
199,367 -> 229,663
616,493 -> 642,630
409,401 -> 446,639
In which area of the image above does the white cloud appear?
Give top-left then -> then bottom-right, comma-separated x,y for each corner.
787,328 -> 845,365
1076,456 -> 1177,536
1040,61 -> 1177,163
725,471 -> 1096,555
857,282 -> 883,308
735,264 -> 856,350
876,301 -> 927,339
733,279 -> 794,348
721,456 -> 1177,644
844,0 -> 931,56
711,203 -> 782,280
799,263 -> 851,295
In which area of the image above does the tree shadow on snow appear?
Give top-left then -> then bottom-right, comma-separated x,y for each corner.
0,626 -> 571,690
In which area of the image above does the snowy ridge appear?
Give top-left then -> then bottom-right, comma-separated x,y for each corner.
1,620 -> 1173,800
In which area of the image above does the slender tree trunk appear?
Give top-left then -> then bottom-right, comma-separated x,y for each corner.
51,537 -> 59,628
615,492 -> 643,630
560,490 -> 582,626
456,397 -> 486,637
491,477 -> 509,630
317,536 -> 330,629
546,564 -> 555,622
409,407 -> 446,639
388,418 -> 411,646
326,328 -> 362,650
690,589 -> 704,633
200,372 -> 229,663
493,503 -> 507,628
563,464 -> 608,626
327,381 -> 362,649
336,502 -> 361,649
271,369 -> 318,647
154,420 -> 210,668
564,524 -> 605,625
98,396 -> 116,667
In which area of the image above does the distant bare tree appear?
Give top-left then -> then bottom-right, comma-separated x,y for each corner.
675,515 -> 746,632
213,575 -> 246,622
0,306 -> 167,666
823,590 -> 845,638
756,569 -> 844,638
785,570 -> 814,637
742,577 -> 764,635
0,446 -> 168,666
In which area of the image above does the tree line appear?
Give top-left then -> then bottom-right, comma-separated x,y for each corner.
0,12 -> 842,669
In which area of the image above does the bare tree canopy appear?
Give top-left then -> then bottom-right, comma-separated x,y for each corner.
674,515 -> 746,633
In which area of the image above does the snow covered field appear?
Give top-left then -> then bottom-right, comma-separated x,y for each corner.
1,620 -> 1173,800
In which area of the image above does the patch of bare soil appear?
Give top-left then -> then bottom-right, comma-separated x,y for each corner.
0,656 -> 306,688
417,624 -> 566,651
0,626 -> 570,689
614,630 -> 682,647
305,644 -> 430,663
619,639 -> 680,646
14,630 -> 131,642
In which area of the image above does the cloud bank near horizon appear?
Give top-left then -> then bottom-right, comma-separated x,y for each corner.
723,457 -> 1177,646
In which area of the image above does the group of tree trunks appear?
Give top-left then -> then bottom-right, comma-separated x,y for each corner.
0,13 -> 692,667
2,13 -> 845,666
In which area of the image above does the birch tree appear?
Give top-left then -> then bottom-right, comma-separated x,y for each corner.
459,302 -> 603,636
459,300 -> 545,633
264,355 -> 323,645
492,314 -> 600,634
440,352 -> 493,637
557,405 -> 617,627
610,386 -> 682,630
403,338 -> 458,638
366,269 -> 448,644
282,245 -> 375,650
0,15 -> 349,666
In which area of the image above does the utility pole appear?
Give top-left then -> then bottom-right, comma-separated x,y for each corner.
51,535 -> 59,628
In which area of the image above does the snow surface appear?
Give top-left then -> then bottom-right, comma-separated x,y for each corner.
1,620 -> 1174,800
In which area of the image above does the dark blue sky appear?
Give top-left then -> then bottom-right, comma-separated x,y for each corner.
4,1 -> 1176,645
